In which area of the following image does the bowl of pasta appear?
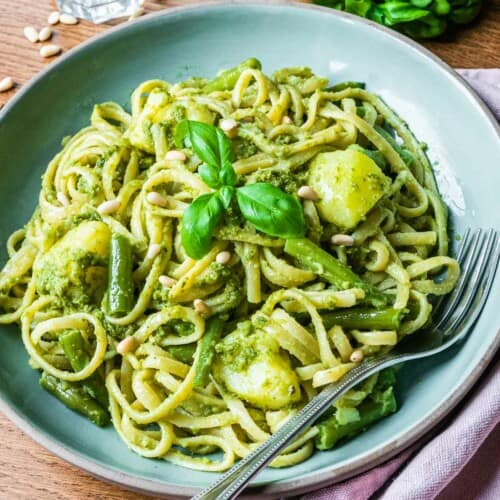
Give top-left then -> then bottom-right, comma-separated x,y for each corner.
0,1 -> 499,497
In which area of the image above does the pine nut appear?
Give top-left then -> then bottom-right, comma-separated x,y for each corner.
38,27 -> 53,42
350,349 -> 364,363
97,199 -> 120,215
117,336 -> 136,355
159,275 -> 177,288
146,243 -> 161,260
40,44 -> 62,58
220,118 -> 238,138
220,118 -> 238,131
146,191 -> 168,207
60,13 -> 78,25
297,185 -> 318,201
282,116 -> 293,125
129,7 -> 145,20
193,299 -> 211,315
165,150 -> 186,162
331,234 -> 355,246
0,77 -> 15,93
215,251 -> 231,264
23,26 -> 39,43
56,192 -> 70,206
48,11 -> 60,25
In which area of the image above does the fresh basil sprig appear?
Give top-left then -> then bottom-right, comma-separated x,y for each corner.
175,120 -> 306,259
236,183 -> 306,238
174,120 -> 235,189
181,193 -> 223,260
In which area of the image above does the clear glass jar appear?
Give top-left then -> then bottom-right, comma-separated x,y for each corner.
56,0 -> 143,23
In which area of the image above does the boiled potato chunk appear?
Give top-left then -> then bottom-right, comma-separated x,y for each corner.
33,221 -> 111,303
55,221 -> 111,258
308,150 -> 390,230
214,327 -> 301,410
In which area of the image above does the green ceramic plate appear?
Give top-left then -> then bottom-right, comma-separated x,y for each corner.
0,2 -> 499,497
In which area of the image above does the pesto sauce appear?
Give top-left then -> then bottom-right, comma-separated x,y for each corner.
35,248 -> 107,306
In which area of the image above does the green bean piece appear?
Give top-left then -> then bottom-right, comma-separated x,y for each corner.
167,344 -> 197,364
377,366 -> 397,389
326,81 -> 366,92
284,238 -> 388,307
40,372 -> 110,427
193,317 -> 225,388
108,233 -> 134,316
316,385 -> 397,450
202,58 -> 262,93
322,307 -> 403,331
59,330 -> 109,409
376,125 -> 416,168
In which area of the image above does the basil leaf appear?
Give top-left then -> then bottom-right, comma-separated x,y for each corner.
450,3 -> 482,24
345,0 -> 372,17
402,15 -> 447,38
181,193 -> 223,259
219,186 -> 235,209
216,127 -> 233,170
236,183 -> 306,239
220,163 -> 237,187
375,2 -> 430,25
199,164 -> 221,189
174,120 -> 233,169
410,0 -> 433,7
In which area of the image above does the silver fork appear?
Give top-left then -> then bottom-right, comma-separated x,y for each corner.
193,228 -> 500,500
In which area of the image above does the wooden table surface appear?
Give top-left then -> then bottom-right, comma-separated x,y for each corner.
0,0 -> 499,498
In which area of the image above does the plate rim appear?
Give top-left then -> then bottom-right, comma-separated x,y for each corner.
0,1 -> 499,497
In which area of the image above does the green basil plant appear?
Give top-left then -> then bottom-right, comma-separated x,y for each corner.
314,0 -> 483,38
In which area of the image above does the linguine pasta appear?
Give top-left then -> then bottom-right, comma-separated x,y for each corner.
0,60 -> 459,471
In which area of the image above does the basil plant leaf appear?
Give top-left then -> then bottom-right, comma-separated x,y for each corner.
236,183 -> 306,239
198,164 -> 221,189
410,0 -> 433,8
220,163 -> 237,187
402,14 -> 447,37
345,0 -> 373,17
376,2 -> 430,25
181,193 -> 223,259
216,126 -> 233,169
219,186 -> 235,210
174,120 -> 233,169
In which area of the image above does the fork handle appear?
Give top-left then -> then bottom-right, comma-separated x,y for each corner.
193,356 -> 396,500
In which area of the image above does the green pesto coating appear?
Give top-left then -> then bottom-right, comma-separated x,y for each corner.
59,330 -> 109,409
34,248 -> 107,306
202,58 -> 262,93
322,307 -> 403,331
40,372 -> 110,427
284,238 -> 388,307
193,317 -> 225,388
107,234 -> 134,316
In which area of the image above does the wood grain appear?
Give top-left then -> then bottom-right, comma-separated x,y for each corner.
0,0 -> 498,498
0,410 -> 157,499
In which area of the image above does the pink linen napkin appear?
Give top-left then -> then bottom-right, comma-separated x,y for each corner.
302,69 -> 500,500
